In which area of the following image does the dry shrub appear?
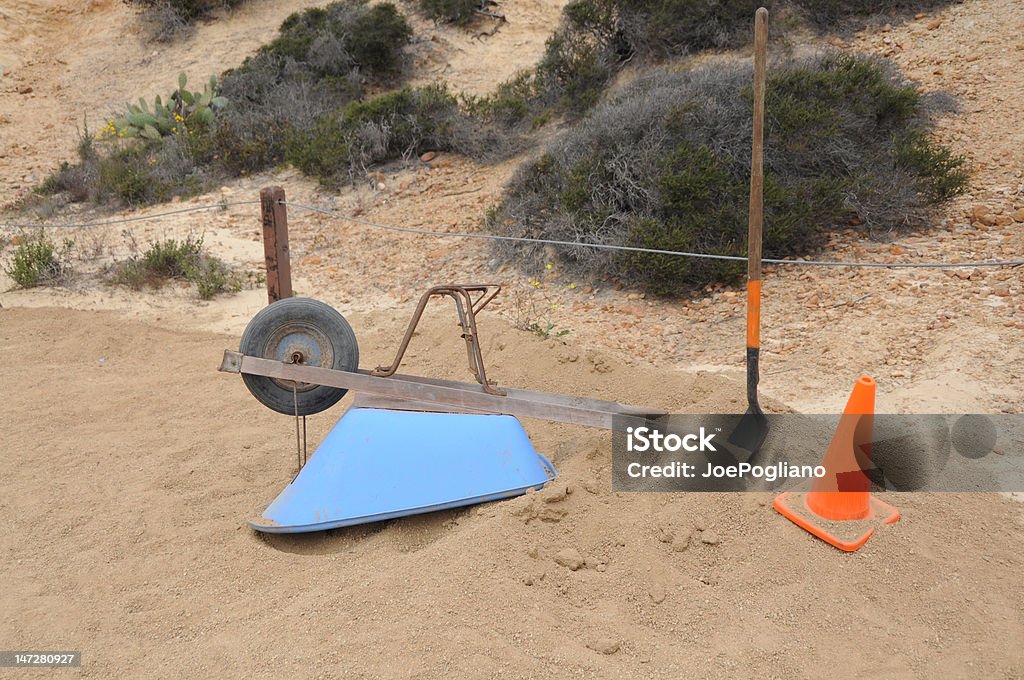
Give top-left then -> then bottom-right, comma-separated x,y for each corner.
488,53 -> 967,295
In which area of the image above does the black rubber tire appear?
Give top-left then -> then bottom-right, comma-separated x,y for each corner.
239,297 -> 359,416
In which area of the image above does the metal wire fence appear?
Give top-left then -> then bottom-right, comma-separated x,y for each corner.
3,196 -> 1022,270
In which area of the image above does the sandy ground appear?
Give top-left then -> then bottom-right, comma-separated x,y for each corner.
2,306 -> 1023,678
1,0 -> 1023,676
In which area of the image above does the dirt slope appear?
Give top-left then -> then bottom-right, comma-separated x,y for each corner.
2,306 -> 1022,678
0,0 -> 567,195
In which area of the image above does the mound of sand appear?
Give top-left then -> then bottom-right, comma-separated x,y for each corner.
2,306 -> 1021,677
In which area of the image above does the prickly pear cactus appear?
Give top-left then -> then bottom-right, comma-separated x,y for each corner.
114,72 -> 228,140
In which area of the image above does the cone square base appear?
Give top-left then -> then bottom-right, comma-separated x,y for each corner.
773,491 -> 900,552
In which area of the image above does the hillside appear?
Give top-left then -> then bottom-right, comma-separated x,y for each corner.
0,1 -> 1022,677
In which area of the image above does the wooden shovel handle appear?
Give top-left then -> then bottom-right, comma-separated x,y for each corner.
746,7 -> 768,350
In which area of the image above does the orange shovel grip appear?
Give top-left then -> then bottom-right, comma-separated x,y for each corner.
746,279 -> 761,349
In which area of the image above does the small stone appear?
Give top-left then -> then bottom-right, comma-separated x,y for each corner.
17,85 -> 32,94
671,528 -> 692,552
649,583 -> 666,604
543,484 -> 571,503
1011,209 -> 1024,223
700,530 -> 720,545
584,556 -> 600,570
926,19 -> 942,30
596,563 -> 608,572
523,575 -> 534,586
978,213 -> 998,227
971,205 -> 990,221
538,507 -> 567,523
375,182 -> 387,192
588,638 -> 621,655
554,548 -> 584,571
994,286 -> 1010,297
527,546 -> 538,559
419,151 -> 437,162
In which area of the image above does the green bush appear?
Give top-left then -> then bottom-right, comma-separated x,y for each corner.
894,128 -> 969,201
4,230 -> 74,289
419,0 -> 480,25
285,84 -> 516,185
38,83 -> 217,208
484,0 -> 960,123
107,233 -> 241,299
253,0 -> 412,80
488,53 -> 968,295
126,0 -> 248,41
210,0 -> 413,175
127,0 -> 245,22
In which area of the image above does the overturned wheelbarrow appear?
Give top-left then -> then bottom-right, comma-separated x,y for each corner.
221,284 -> 662,534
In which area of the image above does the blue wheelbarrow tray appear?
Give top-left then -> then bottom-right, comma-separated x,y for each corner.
248,407 -> 557,533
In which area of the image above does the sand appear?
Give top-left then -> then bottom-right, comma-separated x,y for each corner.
1,306 -> 1022,678
2,0 -> 1023,676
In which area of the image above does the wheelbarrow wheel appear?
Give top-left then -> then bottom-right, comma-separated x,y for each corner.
239,297 -> 359,416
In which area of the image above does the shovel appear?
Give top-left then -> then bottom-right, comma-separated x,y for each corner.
728,7 -> 770,459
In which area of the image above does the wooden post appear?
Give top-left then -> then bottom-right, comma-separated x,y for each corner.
260,186 -> 292,304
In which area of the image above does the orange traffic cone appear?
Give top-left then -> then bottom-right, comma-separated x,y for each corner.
773,376 -> 900,551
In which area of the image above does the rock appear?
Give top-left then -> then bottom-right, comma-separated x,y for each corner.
978,213 -> 998,227
419,151 -> 437,163
1012,208 -> 1024,223
648,582 -> 666,604
971,205 -> 990,221
527,546 -> 538,559
994,286 -> 1010,297
542,484 -> 571,503
671,527 -> 693,552
584,556 -> 600,570
538,507 -> 567,523
554,548 -> 584,570
588,638 -> 621,655
926,19 -> 942,30
700,530 -> 720,545
17,86 -> 32,94
375,182 -> 387,192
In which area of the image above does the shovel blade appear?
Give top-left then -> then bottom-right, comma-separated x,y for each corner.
726,409 -> 769,462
